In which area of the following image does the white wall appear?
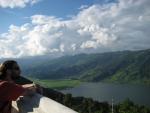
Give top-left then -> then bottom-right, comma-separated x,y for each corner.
12,94 -> 78,113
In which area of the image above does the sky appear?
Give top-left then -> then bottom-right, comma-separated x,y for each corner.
0,0 -> 150,58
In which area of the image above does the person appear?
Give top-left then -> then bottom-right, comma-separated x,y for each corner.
0,60 -> 41,113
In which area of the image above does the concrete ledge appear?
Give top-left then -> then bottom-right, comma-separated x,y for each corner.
12,94 -> 78,113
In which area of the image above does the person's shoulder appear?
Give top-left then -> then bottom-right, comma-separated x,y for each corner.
0,80 -> 15,87
0,80 -> 8,84
0,80 -> 10,89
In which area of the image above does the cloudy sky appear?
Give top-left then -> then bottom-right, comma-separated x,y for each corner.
0,0 -> 150,58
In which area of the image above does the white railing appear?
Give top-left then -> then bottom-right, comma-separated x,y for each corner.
12,94 -> 78,113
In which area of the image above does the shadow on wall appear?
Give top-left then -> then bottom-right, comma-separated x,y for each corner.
12,94 -> 78,113
16,95 -> 41,113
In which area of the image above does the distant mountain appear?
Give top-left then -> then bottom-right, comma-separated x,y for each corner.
18,49 -> 150,85
0,55 -> 56,72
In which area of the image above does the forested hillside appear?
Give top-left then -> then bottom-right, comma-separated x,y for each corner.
21,49 -> 150,85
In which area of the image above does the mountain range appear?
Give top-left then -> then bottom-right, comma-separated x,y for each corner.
12,49 -> 150,85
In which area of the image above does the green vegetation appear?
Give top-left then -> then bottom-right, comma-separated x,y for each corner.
115,99 -> 150,113
61,94 -> 150,113
29,78 -> 81,89
24,49 -> 150,85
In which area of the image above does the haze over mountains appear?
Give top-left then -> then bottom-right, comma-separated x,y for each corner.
0,49 -> 150,85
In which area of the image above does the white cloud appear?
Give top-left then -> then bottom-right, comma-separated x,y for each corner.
78,5 -> 89,10
0,0 -> 150,58
71,44 -> 76,51
0,0 -> 40,8
60,44 -> 65,52
81,41 -> 97,49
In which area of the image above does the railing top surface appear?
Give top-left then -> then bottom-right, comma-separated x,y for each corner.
12,93 -> 78,113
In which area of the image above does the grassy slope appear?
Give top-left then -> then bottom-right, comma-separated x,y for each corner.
28,78 -> 81,89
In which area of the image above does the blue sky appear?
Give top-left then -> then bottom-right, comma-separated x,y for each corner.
0,0 -> 149,58
0,0 -> 116,33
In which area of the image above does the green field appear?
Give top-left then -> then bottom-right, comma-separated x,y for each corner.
28,78 -> 81,90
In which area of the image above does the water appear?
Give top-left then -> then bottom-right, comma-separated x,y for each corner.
61,82 -> 150,107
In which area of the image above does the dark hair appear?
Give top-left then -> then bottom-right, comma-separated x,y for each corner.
0,60 -> 17,79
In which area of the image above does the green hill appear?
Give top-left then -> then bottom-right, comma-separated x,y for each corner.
23,49 -> 150,85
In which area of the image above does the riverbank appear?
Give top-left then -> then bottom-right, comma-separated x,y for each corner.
29,78 -> 82,90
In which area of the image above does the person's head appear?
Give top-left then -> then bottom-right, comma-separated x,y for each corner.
0,60 -> 21,81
